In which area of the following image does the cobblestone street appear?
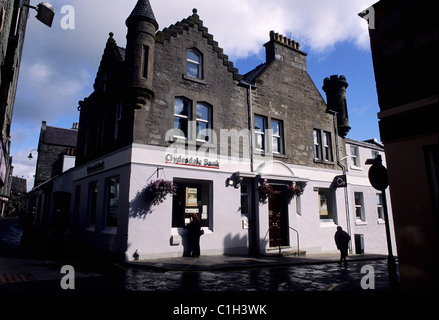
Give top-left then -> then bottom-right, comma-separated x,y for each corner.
1,217 -> 395,295
123,259 -> 391,292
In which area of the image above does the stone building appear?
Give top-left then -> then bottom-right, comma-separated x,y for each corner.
30,0 -> 395,260
34,121 -> 78,188
0,0 -> 29,216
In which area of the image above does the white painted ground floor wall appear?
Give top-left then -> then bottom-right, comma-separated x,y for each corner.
64,144 -> 396,260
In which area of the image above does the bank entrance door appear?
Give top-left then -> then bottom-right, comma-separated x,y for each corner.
268,186 -> 289,248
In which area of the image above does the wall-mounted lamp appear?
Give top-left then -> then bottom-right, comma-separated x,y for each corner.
227,173 -> 243,189
27,149 -> 38,160
24,2 -> 55,28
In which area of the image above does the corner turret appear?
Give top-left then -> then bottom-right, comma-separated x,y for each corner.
323,75 -> 351,138
124,0 -> 158,109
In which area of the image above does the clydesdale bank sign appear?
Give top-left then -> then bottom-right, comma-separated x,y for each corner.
165,154 -> 220,169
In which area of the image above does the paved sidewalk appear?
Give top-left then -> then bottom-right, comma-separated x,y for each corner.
126,253 -> 387,271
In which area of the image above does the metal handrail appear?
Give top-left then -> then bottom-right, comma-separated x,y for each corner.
289,226 -> 300,257
260,225 -> 301,256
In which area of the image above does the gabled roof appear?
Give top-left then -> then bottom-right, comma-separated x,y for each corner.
155,9 -> 242,81
44,126 -> 77,147
243,63 -> 267,84
93,33 -> 125,90
346,138 -> 384,150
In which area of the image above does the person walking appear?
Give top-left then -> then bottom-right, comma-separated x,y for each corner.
188,213 -> 202,258
334,226 -> 351,266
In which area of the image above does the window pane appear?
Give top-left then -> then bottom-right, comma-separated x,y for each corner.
196,104 -> 210,121
254,116 -> 265,132
272,137 -> 280,153
174,117 -> 188,137
255,133 -> 264,150
271,120 -> 280,136
196,121 -> 208,141
187,50 -> 201,63
355,192 -> 361,205
107,177 -> 120,228
175,98 -> 190,117
187,62 -> 199,78
376,193 -> 382,205
89,182 -> 98,226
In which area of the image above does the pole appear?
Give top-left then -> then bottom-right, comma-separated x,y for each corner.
329,110 -> 352,253
381,189 -> 399,290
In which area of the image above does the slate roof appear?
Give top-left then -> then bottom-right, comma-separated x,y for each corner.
44,126 -> 77,147
127,0 -> 158,29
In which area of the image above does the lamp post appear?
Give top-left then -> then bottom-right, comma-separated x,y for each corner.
23,2 -> 55,28
27,149 -> 37,160
366,155 -> 399,290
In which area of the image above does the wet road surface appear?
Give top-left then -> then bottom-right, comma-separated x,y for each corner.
1,217 -> 393,292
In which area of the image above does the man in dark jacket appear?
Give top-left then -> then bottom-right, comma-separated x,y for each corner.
334,226 -> 351,266
188,213 -> 202,258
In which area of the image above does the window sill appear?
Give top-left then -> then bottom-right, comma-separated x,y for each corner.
350,165 -> 363,171
355,220 -> 367,226
86,226 -> 96,232
172,227 -> 212,234
320,221 -> 336,227
377,219 -> 386,225
313,159 -> 335,165
102,227 -> 117,235
182,74 -> 206,85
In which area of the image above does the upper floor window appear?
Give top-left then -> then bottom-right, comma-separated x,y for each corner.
254,115 -> 267,151
377,193 -> 385,220
114,101 -> 122,140
187,49 -> 203,79
350,146 -> 361,168
174,98 -> 192,139
314,129 -> 333,162
271,119 -> 284,154
354,192 -> 365,222
196,103 -> 212,142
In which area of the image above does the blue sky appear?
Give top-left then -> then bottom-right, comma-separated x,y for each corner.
10,0 -> 378,190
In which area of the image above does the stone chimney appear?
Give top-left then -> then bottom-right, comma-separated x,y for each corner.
264,31 -> 307,71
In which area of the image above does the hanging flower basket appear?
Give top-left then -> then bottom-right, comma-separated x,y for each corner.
258,182 -> 274,201
144,179 -> 177,206
287,184 -> 304,199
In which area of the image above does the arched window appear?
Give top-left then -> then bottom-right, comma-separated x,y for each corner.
187,49 -> 202,79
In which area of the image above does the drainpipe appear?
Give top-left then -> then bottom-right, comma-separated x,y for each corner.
239,80 -> 257,173
328,110 -> 352,254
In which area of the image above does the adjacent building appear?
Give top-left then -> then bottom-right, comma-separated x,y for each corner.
0,0 -> 30,216
27,121 -> 77,230
29,0 -> 395,261
362,0 -> 438,290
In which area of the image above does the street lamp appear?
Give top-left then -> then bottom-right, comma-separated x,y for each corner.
23,2 -> 55,28
27,149 -> 37,160
365,154 -> 399,290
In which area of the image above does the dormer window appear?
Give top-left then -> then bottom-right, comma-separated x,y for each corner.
187,49 -> 202,79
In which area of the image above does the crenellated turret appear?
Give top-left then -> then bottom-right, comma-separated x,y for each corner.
323,75 -> 351,138
124,0 -> 158,109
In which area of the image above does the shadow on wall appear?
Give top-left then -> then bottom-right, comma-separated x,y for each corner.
223,233 -> 248,255
128,187 -> 155,219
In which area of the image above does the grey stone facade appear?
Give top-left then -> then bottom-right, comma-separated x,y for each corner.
76,2 -> 349,171
34,121 -> 78,188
